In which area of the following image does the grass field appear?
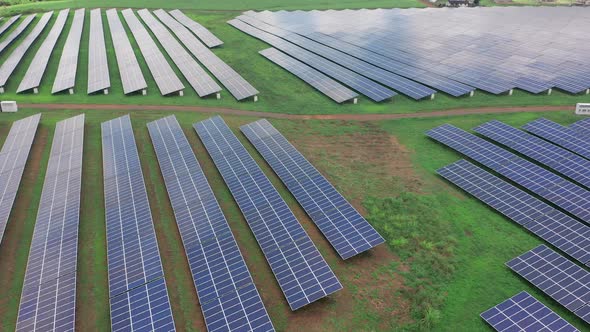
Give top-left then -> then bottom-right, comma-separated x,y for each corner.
0,108 -> 588,332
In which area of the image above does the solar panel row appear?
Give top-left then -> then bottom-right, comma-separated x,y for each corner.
474,120 -> 590,189
437,159 -> 590,266
0,11 -> 53,91
0,14 -> 33,58
121,9 -> 184,96
169,9 -> 223,48
148,115 -> 274,332
427,124 -> 590,224
194,116 -> 342,311
154,10 -> 258,101
259,48 -> 358,103
87,9 -> 110,94
0,114 -> 40,247
569,118 -> 590,138
101,115 -> 175,332
16,114 -> 84,332
241,119 -> 384,260
507,245 -> 590,324
480,291 -> 579,332
52,9 -> 85,94
18,9 -> 70,93
138,9 -> 221,98
523,118 -> 590,162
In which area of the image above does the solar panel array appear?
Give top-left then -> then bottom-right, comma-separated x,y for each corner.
507,245 -> 590,324
121,9 -> 184,96
0,14 -> 33,57
169,9 -> 223,48
154,9 -> 259,101
475,120 -> 590,189
437,159 -> 590,267
105,9 -> 147,95
523,118 -> 590,161
241,119 -> 384,259
147,115 -> 274,332
259,48 -> 358,103
236,8 -> 590,97
0,114 -> 40,247
52,9 -> 85,94
138,9 -> 221,98
194,116 -> 342,311
426,124 -> 590,224
0,11 -> 53,90
569,118 -> 590,138
0,14 -> 22,40
228,19 -> 396,102
101,115 -> 175,332
480,291 -> 579,332
87,9 -> 110,94
18,9 -> 70,93
16,114 -> 84,332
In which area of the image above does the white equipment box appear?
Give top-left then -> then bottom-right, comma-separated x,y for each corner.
576,103 -> 590,115
1,101 -> 17,113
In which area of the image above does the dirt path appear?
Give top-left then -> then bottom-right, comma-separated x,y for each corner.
20,103 -> 573,121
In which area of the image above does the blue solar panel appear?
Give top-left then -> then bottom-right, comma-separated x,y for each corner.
507,245 -> 590,324
241,119 -> 384,260
101,115 -> 175,332
147,115 -> 274,332
16,114 -> 84,332
481,291 -> 579,332
427,124 -> 590,224
475,120 -> 590,189
0,114 -> 40,246
570,118 -> 590,135
194,116 -> 342,311
438,159 -> 590,266
522,118 -> 590,161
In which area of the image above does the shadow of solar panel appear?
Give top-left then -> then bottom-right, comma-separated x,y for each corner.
523,118 -> 590,161
507,245 -> 590,324
0,114 -> 40,247
15,114 -> 83,332
169,9 -> 223,48
18,9 -> 69,93
241,119 -> 384,260
427,124 -> 590,224
194,116 -> 342,311
147,115 -> 274,332
0,14 -> 33,57
154,10 -> 258,101
88,9 -> 110,94
52,9 -> 85,94
438,159 -> 590,266
121,9 -> 184,96
481,291 -> 579,332
138,9 -> 220,98
475,120 -> 590,188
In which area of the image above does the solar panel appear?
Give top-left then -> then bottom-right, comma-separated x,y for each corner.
87,9 -> 110,94
138,9 -> 221,98
169,9 -> 223,48
427,124 -> 590,224
154,10 -> 258,101
522,118 -> 590,161
15,114 -> 84,332
438,159 -> 590,266
0,14 -> 33,58
241,119 -> 384,259
228,19 -> 396,102
121,9 -> 184,96
147,115 -> 274,332
507,245 -> 590,324
569,118 -> 590,136
18,9 -> 69,93
194,116 -> 342,310
480,291 -> 579,332
0,114 -> 40,247
0,14 -> 22,39
259,48 -> 358,103
475,120 -> 590,189
0,12 -> 53,92
236,15 -> 436,100
105,9 -> 147,95
52,9 -> 85,94
102,115 -> 175,332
